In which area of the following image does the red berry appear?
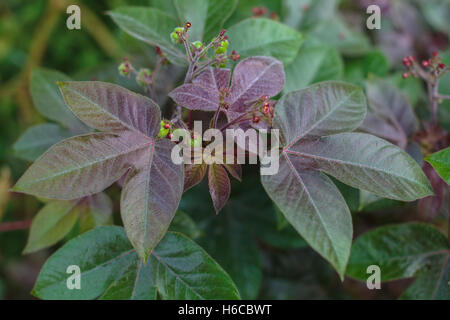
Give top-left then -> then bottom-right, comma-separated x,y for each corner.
233,54 -> 240,61
155,46 -> 162,55
432,51 -> 439,57
422,60 -> 429,67
224,35 -> 228,40
168,133 -> 173,139
253,115 -> 260,123
402,58 -> 411,67
402,72 -> 409,79
262,95 -> 269,101
185,22 -> 191,29
163,123 -> 170,129
439,63 -> 446,69
220,29 -> 226,37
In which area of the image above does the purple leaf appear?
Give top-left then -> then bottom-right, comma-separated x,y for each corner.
360,79 -> 419,148
168,83 -> 219,111
274,81 -> 367,146
261,159 -> 352,279
228,56 -> 285,115
121,139 -> 184,261
58,81 -> 160,138
193,68 -> 231,92
184,163 -> 208,192
12,132 -> 147,199
223,163 -> 242,181
288,133 -> 433,201
208,164 -> 231,214
14,81 -> 185,261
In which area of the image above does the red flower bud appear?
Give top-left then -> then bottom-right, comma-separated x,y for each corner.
422,60 -> 429,67
233,54 -> 240,61
220,29 -> 226,37
253,115 -> 260,123
185,22 -> 191,29
432,51 -> 438,57
163,123 -> 170,129
168,133 -> 173,139
439,63 -> 446,69
402,58 -> 411,67
402,72 -> 409,79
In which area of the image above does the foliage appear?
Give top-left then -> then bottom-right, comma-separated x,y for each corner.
1,0 -> 449,300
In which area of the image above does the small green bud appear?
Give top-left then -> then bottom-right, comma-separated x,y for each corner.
193,41 -> 203,50
190,134 -> 202,147
219,63 -> 227,68
118,62 -> 130,76
136,68 -> 152,86
216,40 -> 228,54
170,27 -> 184,43
158,120 -> 169,138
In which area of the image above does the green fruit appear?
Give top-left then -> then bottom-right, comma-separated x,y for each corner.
216,40 -> 228,54
190,134 -> 202,147
170,27 -> 184,43
158,120 -> 169,138
193,41 -> 203,49
118,62 -> 129,76
136,68 -> 152,86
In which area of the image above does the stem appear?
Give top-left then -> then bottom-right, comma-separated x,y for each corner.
436,94 -> 450,100
0,220 -> 32,232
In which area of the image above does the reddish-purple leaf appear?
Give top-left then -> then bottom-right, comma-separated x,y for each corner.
14,81 -> 185,261
58,81 -> 160,138
288,133 -> 433,201
228,56 -> 285,115
261,157 -> 352,279
193,68 -> 231,92
274,81 -> 367,146
359,79 -> 418,148
168,83 -> 219,111
184,163 -> 208,192
121,139 -> 184,261
208,164 -> 231,214
223,163 -> 242,181
13,132 -> 148,200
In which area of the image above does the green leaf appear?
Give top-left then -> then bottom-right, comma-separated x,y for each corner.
30,68 -> 87,132
347,223 -> 448,281
23,200 -> 83,254
284,38 -> 343,92
282,0 -> 338,30
199,205 -> 262,299
347,223 -> 449,300
108,7 -> 188,66
227,18 -> 303,64
425,147 -> 450,184
309,16 -> 370,56
33,226 -> 240,300
169,211 -> 202,239
13,123 -> 72,161
418,0 -> 450,34
400,253 -> 450,300
174,0 -> 238,42
290,133 -> 433,201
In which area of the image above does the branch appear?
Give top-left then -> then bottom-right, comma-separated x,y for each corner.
0,220 -> 32,232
